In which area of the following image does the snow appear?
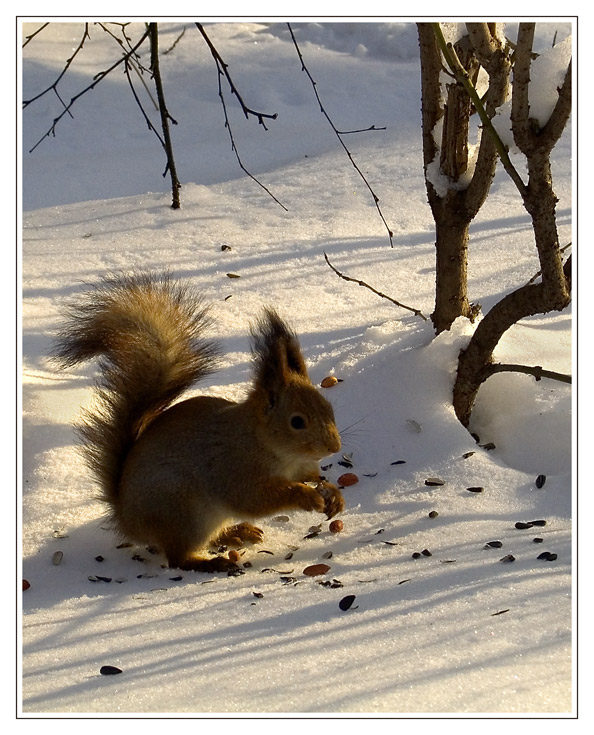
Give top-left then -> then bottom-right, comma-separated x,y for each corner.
20,20 -> 575,717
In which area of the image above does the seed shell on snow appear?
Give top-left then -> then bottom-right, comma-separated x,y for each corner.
425,477 -> 445,486
536,474 -> 547,488
337,473 -> 359,487
52,551 -> 63,566
303,563 -> 331,577
100,665 -> 122,676
339,594 -> 357,611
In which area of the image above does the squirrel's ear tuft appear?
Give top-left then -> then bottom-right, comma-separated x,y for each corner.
250,308 -> 308,391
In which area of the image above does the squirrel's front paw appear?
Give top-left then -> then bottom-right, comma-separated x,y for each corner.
295,483 -> 326,514
316,481 -> 345,519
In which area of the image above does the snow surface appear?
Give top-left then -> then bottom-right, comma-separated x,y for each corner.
20,20 -> 575,717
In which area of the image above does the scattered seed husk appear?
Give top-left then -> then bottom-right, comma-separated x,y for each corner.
398,578 -> 411,585
116,542 -> 133,549
340,452 -> 354,467
322,551 -> 333,559
467,486 -> 484,493
52,529 -> 68,539
491,609 -> 510,616
303,563 -> 331,577
528,519 -> 547,527
407,419 -> 422,433
226,272 -> 241,278
480,442 -> 496,450
382,540 -> 399,546
257,549 -> 274,555
95,555 -> 105,562
252,592 -> 264,599
500,554 -> 516,563
280,576 -> 297,584
462,451 -> 475,459
319,579 -> 343,588
428,510 -> 439,518
484,541 -> 503,549
440,559 -> 457,564
339,594 -> 357,611
425,477 -> 445,486
169,576 -> 183,582
284,552 -> 294,560
52,551 -> 63,566
533,537 -> 544,544
303,530 -> 320,539
515,522 -> 533,530
537,551 -> 558,561
273,515 -> 290,522
100,665 -> 122,676
421,549 -> 432,557
391,460 -> 406,465
412,552 -> 422,559
536,474 -> 547,488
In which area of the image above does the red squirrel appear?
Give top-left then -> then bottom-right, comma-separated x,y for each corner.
54,273 -> 344,572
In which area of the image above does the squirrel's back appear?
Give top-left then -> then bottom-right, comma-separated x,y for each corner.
53,273 -> 219,505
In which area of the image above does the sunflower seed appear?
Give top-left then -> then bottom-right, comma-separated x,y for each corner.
339,594 -> 357,611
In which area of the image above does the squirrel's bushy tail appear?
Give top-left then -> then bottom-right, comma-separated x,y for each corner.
53,273 -> 219,504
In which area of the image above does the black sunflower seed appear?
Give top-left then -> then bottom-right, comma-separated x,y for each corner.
535,474 -> 547,488
100,665 -> 122,676
339,594 -> 357,611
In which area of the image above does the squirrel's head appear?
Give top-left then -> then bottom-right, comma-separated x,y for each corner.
249,308 -> 341,461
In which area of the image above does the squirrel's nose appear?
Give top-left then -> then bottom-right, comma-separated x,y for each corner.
328,430 -> 341,454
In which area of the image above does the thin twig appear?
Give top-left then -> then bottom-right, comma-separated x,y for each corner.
22,22 -> 50,48
25,25 -> 151,153
196,23 -> 278,129
288,24 -> 393,247
23,24 -> 91,110
324,252 -> 428,320
196,22 -> 287,210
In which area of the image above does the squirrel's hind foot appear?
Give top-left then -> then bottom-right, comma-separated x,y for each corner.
214,522 -> 264,547
169,554 -> 239,574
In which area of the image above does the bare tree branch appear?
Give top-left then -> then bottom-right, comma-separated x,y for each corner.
149,23 -> 181,209
24,25 -> 152,153
288,23 -> 394,247
195,22 -> 287,210
483,362 -> 571,384
324,252 -> 428,321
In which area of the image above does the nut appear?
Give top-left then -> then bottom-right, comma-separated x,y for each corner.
337,473 -> 359,487
329,519 -> 344,533
321,376 -> 339,388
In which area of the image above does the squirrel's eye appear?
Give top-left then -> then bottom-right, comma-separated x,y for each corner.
290,414 -> 307,430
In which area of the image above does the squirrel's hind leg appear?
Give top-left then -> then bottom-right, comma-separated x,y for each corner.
213,522 -> 264,548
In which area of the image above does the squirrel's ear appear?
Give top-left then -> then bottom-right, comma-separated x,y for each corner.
251,309 -> 309,396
